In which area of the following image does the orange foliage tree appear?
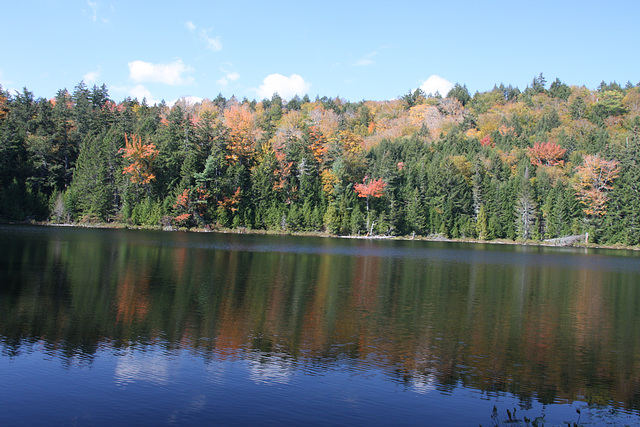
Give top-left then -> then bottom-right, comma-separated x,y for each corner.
307,125 -> 329,166
119,133 -> 159,185
527,141 -> 567,167
0,92 -> 8,121
173,189 -> 191,225
218,187 -> 241,213
223,104 -> 258,163
574,154 -> 619,216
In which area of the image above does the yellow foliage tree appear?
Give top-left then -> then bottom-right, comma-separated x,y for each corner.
320,169 -> 339,199
574,154 -> 619,216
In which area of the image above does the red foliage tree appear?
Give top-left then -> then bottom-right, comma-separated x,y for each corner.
354,177 -> 386,199
173,189 -> 191,225
354,177 -> 387,234
480,134 -> 494,148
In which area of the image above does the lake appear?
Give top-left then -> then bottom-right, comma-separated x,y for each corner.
1,224 -> 640,426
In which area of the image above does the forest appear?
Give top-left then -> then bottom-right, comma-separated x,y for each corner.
1,74 -> 639,246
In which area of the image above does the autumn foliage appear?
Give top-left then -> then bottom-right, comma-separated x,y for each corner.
7,75 -> 640,245
223,104 -> 258,162
218,187 -> 241,213
480,134 -> 494,147
120,133 -> 159,184
173,189 -> 192,224
354,177 -> 386,199
307,125 -> 329,165
574,154 -> 619,216
527,141 -> 567,167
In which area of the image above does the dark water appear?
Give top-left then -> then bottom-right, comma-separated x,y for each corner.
2,225 -> 640,426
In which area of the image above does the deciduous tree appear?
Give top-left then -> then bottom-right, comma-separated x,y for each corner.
223,104 -> 258,163
527,141 -> 566,167
354,176 -> 386,234
120,133 -> 159,185
574,154 -> 619,216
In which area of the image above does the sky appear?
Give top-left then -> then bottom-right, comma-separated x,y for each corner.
2,0 -> 639,105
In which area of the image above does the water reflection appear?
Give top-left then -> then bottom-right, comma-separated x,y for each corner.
2,225 -> 640,424
114,350 -> 170,386
247,351 -> 294,385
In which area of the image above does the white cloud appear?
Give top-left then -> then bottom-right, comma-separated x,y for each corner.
0,69 -> 11,88
110,84 -> 162,105
114,352 -> 170,387
128,59 -> 194,86
87,0 -> 98,22
256,73 -> 311,100
201,30 -> 222,52
84,1 -> 111,25
217,71 -> 240,87
247,352 -> 293,385
355,51 -> 377,66
129,84 -> 160,105
420,75 -> 454,97
170,95 -> 204,108
83,69 -> 101,85
186,21 -> 222,52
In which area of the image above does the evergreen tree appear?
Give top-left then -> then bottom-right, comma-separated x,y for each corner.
67,129 -> 121,221
447,83 -> 471,106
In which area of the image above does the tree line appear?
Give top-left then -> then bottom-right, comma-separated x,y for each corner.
1,74 -> 640,245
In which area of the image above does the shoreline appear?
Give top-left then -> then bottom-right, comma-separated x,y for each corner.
5,219 -> 639,252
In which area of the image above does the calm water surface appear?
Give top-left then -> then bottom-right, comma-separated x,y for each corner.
2,225 -> 640,426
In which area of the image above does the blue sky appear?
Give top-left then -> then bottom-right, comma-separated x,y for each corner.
2,0 -> 639,104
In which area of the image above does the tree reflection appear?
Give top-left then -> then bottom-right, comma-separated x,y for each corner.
2,227 -> 640,412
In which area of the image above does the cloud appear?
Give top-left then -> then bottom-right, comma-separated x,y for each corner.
128,59 -> 194,85
83,68 -> 101,85
109,84 -> 162,105
170,95 -> 204,108
0,69 -> 11,88
419,75 -> 454,97
114,352 -> 170,387
256,73 -> 311,100
87,0 -> 98,22
84,1 -> 111,25
129,84 -> 160,105
186,21 -> 222,52
201,30 -> 222,52
355,51 -> 377,66
217,71 -> 240,87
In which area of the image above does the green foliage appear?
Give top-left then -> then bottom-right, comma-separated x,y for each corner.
529,73 -> 547,94
568,95 -> 587,120
1,77 -> 639,247
590,90 -> 627,124
401,88 -> 426,109
129,197 -> 164,226
549,78 -> 571,100
67,130 -> 121,221
323,203 -> 340,234
447,83 -> 471,106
